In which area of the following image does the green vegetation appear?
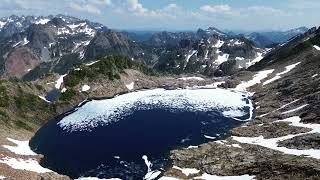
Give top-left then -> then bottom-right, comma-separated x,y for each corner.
64,55 -> 158,87
0,109 -> 8,122
0,86 -> 9,107
14,91 -> 49,110
59,89 -> 77,101
14,120 -> 33,131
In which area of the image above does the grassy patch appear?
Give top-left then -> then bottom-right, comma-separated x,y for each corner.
0,110 -> 8,122
14,120 -> 33,131
14,92 -> 49,111
64,55 -> 158,87
0,86 -> 9,107
59,89 -> 77,101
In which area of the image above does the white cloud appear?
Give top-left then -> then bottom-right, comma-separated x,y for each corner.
289,1 -> 320,9
200,4 -> 232,14
69,0 -> 112,15
126,0 -> 179,19
70,2 -> 101,14
127,0 -> 148,14
1,0 -> 56,10
246,6 -> 286,15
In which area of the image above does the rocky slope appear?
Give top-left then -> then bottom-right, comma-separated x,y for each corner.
162,27 -> 320,179
0,14 -> 318,180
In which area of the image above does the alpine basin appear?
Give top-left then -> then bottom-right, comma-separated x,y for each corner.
30,88 -> 254,179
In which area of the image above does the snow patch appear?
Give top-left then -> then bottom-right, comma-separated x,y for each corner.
75,177 -> 121,180
233,116 -> 320,159
178,77 -> 204,81
194,173 -> 255,180
38,96 -> 51,103
55,74 -> 67,89
81,85 -> 91,92
214,54 -> 229,65
313,45 -> 320,51
236,69 -> 274,91
0,157 -> 51,173
126,82 -> 135,90
158,177 -> 180,180
144,170 -> 161,180
35,18 -> 50,25
172,166 -> 200,176
142,155 -> 152,172
246,52 -> 263,68
185,50 -> 198,68
213,40 -> 224,48
85,60 -> 100,66
21,37 -> 29,46
281,104 -> 309,114
263,62 -> 301,85
3,138 -> 36,156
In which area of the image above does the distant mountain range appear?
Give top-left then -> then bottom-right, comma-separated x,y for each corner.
0,15 -> 309,80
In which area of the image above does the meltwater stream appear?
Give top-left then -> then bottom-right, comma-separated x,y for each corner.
30,88 -> 254,179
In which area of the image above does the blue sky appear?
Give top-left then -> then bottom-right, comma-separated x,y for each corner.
1,0 -> 320,31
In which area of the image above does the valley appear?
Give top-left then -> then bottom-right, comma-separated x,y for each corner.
0,13 -> 319,180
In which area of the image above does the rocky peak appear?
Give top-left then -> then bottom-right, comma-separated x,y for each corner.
197,27 -> 226,38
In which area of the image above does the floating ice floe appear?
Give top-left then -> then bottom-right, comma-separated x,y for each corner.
58,88 -> 253,132
233,116 -> 320,159
3,138 -> 36,156
142,155 -> 162,180
204,135 -> 216,140
263,62 -> 301,85
0,157 -> 51,173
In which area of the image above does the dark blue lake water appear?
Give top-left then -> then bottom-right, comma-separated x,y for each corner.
30,89 -> 253,179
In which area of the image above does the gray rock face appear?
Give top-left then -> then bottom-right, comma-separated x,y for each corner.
154,35 -> 266,76
85,31 -> 143,60
278,133 -> 320,150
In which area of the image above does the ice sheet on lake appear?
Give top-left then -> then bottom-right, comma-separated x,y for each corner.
58,88 -> 253,132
